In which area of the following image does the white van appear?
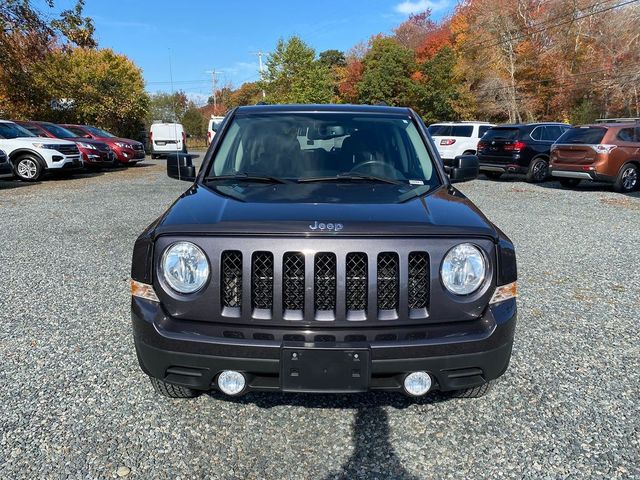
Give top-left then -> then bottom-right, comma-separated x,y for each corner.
149,122 -> 186,158
207,116 -> 225,146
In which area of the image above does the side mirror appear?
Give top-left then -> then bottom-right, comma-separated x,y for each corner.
167,153 -> 197,182
449,155 -> 479,183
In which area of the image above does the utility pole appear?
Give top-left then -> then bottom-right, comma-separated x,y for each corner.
206,69 -> 217,113
251,51 -> 266,99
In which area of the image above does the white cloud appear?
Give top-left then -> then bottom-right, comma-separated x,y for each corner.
394,0 -> 451,15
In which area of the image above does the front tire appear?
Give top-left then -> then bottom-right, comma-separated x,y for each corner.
614,163 -> 639,193
149,377 -> 199,398
559,178 -> 581,188
452,381 -> 493,398
526,157 -> 549,183
14,155 -> 43,182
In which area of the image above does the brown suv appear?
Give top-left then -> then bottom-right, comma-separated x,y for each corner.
549,123 -> 640,193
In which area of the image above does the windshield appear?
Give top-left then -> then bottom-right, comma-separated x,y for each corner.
85,126 -> 115,137
428,124 -> 473,137
41,123 -> 77,139
482,128 -> 520,141
0,122 -> 36,139
206,113 -> 439,186
556,127 -> 607,145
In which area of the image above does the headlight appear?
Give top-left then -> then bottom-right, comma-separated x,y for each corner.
115,141 -> 131,148
32,143 -> 57,149
161,242 -> 209,293
441,243 -> 486,295
77,142 -> 96,149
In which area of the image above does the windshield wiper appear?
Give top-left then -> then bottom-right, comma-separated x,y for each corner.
207,172 -> 291,184
298,172 -> 404,185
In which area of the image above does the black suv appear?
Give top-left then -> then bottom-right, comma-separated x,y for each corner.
477,122 -> 570,182
131,104 -> 517,400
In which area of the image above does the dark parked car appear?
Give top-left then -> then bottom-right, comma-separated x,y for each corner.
477,122 -> 571,182
15,121 -> 116,169
130,104 -> 518,400
61,124 -> 145,166
0,148 -> 12,179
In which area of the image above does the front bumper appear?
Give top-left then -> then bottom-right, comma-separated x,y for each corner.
132,297 -> 517,394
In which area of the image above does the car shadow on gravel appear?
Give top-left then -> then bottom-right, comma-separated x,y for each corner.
207,391 -> 449,479
0,179 -> 33,190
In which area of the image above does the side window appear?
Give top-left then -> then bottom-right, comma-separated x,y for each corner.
478,126 -> 491,138
617,128 -> 635,142
545,126 -> 562,141
23,126 -> 42,136
451,125 -> 473,137
530,127 -> 543,141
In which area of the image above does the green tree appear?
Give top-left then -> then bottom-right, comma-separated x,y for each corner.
262,36 -> 333,104
181,105 -> 205,136
413,47 -> 465,123
35,48 -> 148,138
318,49 -> 346,68
148,91 -> 189,123
357,38 -> 416,106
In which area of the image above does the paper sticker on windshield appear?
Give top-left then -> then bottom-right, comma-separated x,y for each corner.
409,179 -> 424,185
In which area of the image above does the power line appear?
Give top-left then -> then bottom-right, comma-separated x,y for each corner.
463,0 -> 639,51
472,61 -> 640,95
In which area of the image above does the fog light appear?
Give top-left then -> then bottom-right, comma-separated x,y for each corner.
403,372 -> 432,396
217,370 -> 246,395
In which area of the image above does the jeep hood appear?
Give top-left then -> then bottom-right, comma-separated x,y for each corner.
152,183 -> 497,238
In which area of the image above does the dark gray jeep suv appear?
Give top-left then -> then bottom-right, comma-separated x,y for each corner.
131,104 -> 517,399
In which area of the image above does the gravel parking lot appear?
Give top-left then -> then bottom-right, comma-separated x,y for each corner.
1,156 -> 638,479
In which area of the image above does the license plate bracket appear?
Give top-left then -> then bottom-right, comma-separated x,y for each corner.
281,347 -> 370,392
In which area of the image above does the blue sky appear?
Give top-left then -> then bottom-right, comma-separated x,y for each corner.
44,0 -> 455,104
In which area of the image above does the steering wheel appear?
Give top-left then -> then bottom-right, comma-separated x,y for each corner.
350,160 -> 404,179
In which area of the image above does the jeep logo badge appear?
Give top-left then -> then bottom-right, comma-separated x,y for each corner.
309,221 -> 343,232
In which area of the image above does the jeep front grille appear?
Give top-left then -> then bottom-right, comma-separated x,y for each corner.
218,248 -> 430,324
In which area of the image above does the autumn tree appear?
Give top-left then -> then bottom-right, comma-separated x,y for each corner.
0,0 -> 97,117
357,38 -> 416,106
228,81 -> 264,108
262,36 -> 333,104
34,48 -> 148,137
392,11 -> 436,50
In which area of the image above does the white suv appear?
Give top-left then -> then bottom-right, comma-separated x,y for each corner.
0,120 -> 82,181
428,122 -> 495,164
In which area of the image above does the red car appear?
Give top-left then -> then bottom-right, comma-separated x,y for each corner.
14,121 -> 116,169
61,124 -> 145,166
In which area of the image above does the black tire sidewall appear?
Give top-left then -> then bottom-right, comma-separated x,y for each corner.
615,163 -> 639,193
526,157 -> 548,183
